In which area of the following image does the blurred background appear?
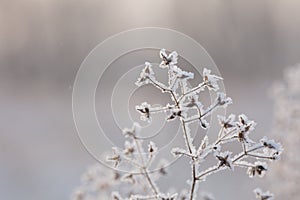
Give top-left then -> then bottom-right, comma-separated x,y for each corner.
1,0 -> 300,200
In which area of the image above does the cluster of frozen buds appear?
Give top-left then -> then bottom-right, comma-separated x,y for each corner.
72,49 -> 283,200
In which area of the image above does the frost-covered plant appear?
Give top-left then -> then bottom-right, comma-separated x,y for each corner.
72,49 -> 283,200
267,64 -> 300,200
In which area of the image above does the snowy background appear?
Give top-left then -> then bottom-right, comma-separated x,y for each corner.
1,0 -> 300,200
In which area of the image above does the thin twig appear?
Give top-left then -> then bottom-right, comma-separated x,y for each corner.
148,77 -> 179,106
196,165 -> 220,180
178,82 -> 206,102
133,137 -> 159,196
215,128 -> 237,145
183,103 -> 219,124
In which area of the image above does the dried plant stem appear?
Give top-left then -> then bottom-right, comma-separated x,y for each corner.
196,165 -> 221,180
232,145 -> 264,162
133,136 -> 159,196
181,120 -> 193,153
189,164 -> 197,200
180,120 -> 197,200
143,168 -> 159,196
148,77 -> 179,106
142,76 -> 198,198
247,154 -> 275,160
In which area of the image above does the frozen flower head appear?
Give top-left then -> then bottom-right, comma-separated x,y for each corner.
202,68 -> 223,91
253,188 -> 274,200
218,114 -> 235,129
135,62 -> 155,86
121,173 -> 136,184
123,140 -> 136,156
159,48 -> 178,68
199,118 -> 209,130
107,147 -> 121,167
215,92 -> 232,107
166,107 -> 183,121
216,151 -> 233,170
148,141 -> 158,158
122,122 -> 141,138
260,136 -> 283,158
247,161 -> 268,178
136,102 -> 152,122
236,114 -> 256,143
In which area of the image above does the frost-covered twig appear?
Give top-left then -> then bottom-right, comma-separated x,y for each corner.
72,49 -> 283,200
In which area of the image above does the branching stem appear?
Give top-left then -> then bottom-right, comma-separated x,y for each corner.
178,82 -> 206,102
132,137 -> 159,196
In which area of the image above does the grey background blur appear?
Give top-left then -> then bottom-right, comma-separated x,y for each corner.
1,0 -> 300,200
